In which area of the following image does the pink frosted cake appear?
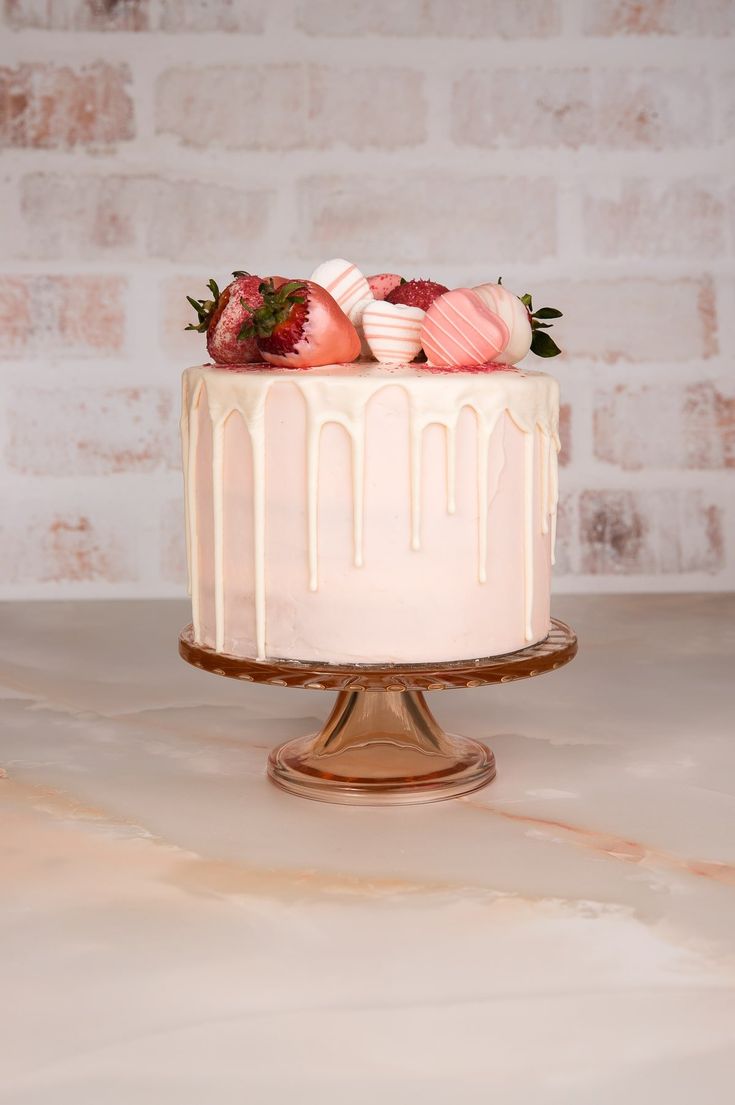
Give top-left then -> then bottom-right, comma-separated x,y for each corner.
182,260 -> 562,665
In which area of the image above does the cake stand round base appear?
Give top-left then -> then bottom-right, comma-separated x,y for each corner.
178,619 -> 577,806
267,689 -> 496,805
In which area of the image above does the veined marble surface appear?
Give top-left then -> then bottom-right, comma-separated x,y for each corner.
1,595 -> 734,1104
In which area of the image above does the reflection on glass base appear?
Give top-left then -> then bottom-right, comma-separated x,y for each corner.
178,620 -> 577,807
267,690 -> 496,805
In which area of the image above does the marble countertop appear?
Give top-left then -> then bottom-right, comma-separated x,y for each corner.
1,595 -> 734,1103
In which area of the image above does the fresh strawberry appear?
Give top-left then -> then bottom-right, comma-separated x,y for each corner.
186,272 -> 263,364
386,278 -> 449,312
239,279 -> 361,368
367,273 -> 404,301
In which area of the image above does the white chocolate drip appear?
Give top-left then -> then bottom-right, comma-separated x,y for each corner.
183,364 -> 560,660
211,419 -> 226,652
445,422 -> 457,515
523,431 -> 535,641
180,373 -> 192,596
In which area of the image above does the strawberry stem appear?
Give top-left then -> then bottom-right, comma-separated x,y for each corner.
185,278 -> 220,333
519,292 -> 563,357
237,279 -> 306,342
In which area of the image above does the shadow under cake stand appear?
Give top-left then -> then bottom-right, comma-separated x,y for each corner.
179,619 -> 577,806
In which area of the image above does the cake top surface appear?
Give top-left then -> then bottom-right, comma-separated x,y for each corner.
184,259 -> 563,375
184,360 -> 560,443
188,360 -> 555,383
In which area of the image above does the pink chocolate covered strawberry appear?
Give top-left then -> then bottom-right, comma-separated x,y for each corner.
367,273 -> 404,301
386,278 -> 449,312
186,272 -> 263,365
238,278 -> 361,369
420,288 -> 510,368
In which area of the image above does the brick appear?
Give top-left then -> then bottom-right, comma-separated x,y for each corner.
4,0 -> 266,31
583,1 -> 735,35
296,0 -> 560,37
0,63 -> 133,150
594,381 -> 735,470
297,174 -> 556,263
582,179 -> 726,258
160,500 -> 187,585
156,65 -> 426,150
536,277 -> 717,363
6,387 -> 179,476
551,491 -> 574,574
0,276 -> 126,357
5,0 -> 149,29
578,489 -> 723,574
0,509 -> 136,584
20,174 -> 272,261
157,0 -> 266,32
452,68 -> 711,150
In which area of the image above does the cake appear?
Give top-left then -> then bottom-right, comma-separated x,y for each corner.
181,261 -> 562,665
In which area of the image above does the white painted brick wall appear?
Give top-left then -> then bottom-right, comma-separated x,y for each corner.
1,0 -> 733,598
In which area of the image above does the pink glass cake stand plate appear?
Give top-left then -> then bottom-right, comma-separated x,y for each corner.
178,619 -> 577,806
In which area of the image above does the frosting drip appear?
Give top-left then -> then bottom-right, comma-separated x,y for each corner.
182,363 -> 560,659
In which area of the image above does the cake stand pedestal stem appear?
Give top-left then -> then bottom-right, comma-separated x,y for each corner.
178,619 -> 577,806
267,689 -> 496,805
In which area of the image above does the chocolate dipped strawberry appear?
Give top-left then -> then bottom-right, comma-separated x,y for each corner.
386,278 -> 449,312
186,272 -> 264,365
473,281 -> 532,365
239,279 -> 361,368
310,258 -> 372,323
420,288 -> 509,368
367,273 -> 404,301
474,281 -> 563,362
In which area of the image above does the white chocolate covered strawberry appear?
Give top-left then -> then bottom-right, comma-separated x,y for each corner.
472,282 -> 532,365
474,281 -> 563,361
363,300 -> 425,365
309,258 -> 373,324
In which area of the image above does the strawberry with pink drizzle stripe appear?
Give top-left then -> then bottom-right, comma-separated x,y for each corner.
363,300 -> 424,364
310,258 -> 372,324
420,288 -> 510,368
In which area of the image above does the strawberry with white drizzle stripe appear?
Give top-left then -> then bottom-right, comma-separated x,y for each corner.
363,300 -> 425,365
420,288 -> 509,368
473,281 -> 532,364
309,258 -> 373,325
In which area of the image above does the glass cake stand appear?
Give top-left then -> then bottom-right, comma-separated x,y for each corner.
178,619 -> 577,806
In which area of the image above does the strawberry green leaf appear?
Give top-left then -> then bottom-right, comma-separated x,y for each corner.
232,270 -> 251,278
520,293 -> 533,310
533,307 -> 562,319
531,330 -> 562,358
237,278 -> 306,343
185,280 -> 221,333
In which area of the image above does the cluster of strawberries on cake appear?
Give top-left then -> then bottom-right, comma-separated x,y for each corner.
186,259 -> 562,370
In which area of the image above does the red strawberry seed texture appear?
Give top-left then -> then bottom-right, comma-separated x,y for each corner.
194,273 -> 264,365
386,279 -> 450,311
367,273 -> 404,300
